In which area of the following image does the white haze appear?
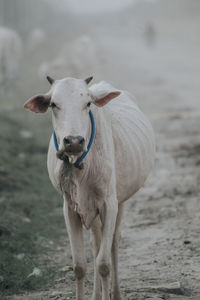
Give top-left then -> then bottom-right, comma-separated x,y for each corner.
46,0 -> 154,14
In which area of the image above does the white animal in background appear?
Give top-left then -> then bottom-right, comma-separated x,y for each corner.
39,57 -> 67,80
60,35 -> 98,76
24,76 -> 155,300
39,35 -> 99,79
27,28 -> 46,51
0,27 -> 22,87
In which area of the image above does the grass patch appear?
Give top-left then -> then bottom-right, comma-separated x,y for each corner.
0,109 -> 65,296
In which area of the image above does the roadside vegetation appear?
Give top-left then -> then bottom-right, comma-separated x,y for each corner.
0,93 -> 66,297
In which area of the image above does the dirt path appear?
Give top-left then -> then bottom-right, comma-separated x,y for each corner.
7,34 -> 200,300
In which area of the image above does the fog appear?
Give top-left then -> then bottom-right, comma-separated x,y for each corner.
65,0 -> 136,14
1,0 -> 200,299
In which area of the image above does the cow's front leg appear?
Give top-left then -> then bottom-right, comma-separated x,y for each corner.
63,198 -> 86,300
91,216 -> 102,300
96,197 -> 118,300
111,204 -> 123,300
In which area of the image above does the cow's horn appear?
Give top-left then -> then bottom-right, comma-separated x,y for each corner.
46,76 -> 55,85
85,76 -> 93,85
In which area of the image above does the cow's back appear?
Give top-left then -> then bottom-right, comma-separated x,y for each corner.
106,91 -> 155,203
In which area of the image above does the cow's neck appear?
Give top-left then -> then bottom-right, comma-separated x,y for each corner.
59,162 -> 77,204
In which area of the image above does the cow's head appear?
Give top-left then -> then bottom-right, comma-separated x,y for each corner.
24,76 -> 120,163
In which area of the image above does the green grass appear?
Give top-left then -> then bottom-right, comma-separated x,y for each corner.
0,108 -> 65,296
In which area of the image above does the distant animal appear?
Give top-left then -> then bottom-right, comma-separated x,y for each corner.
0,27 -> 22,87
27,28 -> 46,51
24,76 -> 155,300
39,35 -> 98,79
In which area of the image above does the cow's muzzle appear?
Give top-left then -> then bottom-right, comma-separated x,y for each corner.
56,135 -> 86,163
63,135 -> 85,154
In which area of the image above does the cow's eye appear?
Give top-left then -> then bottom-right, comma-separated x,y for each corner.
87,102 -> 91,108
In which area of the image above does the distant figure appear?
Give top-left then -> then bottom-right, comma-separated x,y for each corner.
144,23 -> 156,47
27,28 -> 46,52
0,27 -> 22,89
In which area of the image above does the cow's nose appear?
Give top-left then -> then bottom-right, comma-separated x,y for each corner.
79,137 -> 85,145
63,136 -> 85,154
63,137 -> 71,145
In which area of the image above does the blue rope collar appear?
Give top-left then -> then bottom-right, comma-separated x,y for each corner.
53,110 -> 95,170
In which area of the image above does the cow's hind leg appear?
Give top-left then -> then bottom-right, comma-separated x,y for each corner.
111,204 -> 123,300
63,198 -> 86,300
91,216 -> 102,300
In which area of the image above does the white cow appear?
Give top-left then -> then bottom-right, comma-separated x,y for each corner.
27,28 -> 46,51
0,27 -> 22,87
24,76 -> 155,300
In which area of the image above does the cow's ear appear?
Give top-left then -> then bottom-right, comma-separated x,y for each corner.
89,81 -> 121,107
92,91 -> 121,107
24,94 -> 51,113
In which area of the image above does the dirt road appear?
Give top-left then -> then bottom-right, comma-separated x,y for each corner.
6,31 -> 200,300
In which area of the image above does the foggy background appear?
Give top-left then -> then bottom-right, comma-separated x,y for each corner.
1,0 -> 200,299
0,0 -> 200,110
